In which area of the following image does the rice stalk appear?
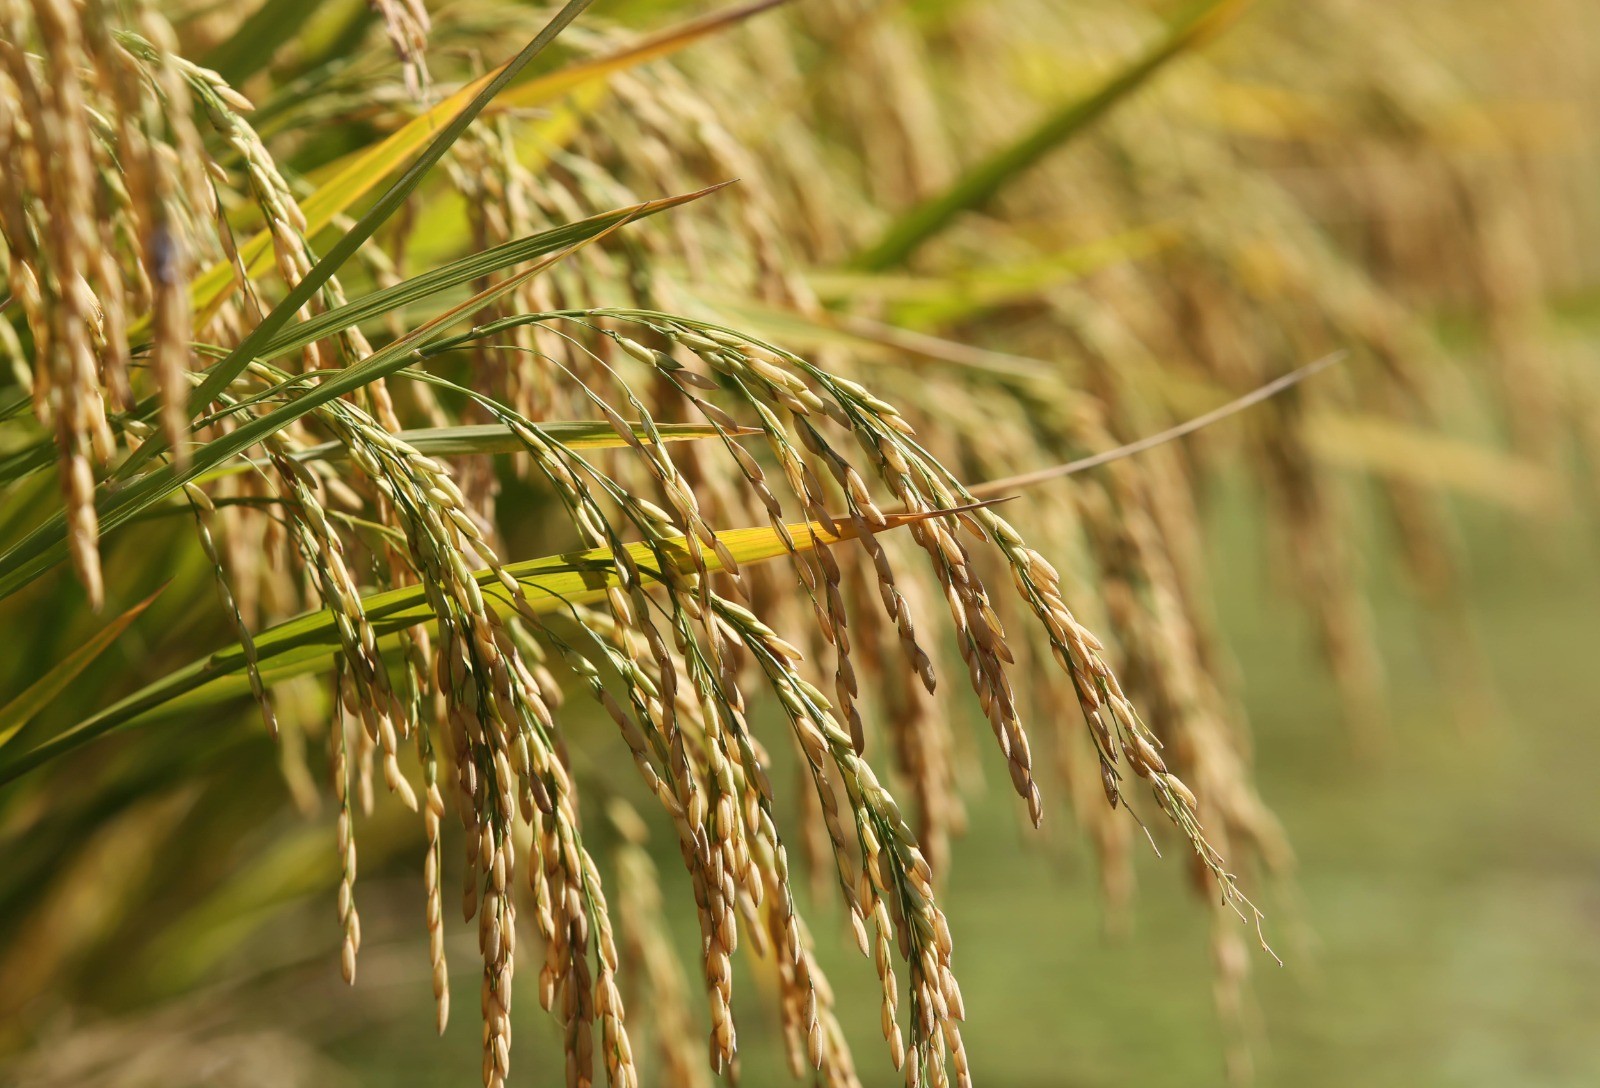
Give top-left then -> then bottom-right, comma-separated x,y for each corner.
0,1 -> 1593,1085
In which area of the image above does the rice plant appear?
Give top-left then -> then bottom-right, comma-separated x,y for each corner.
1,0 -> 1591,1085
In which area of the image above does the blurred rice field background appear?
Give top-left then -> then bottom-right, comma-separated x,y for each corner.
2,0 -> 1598,1085
287,495 -> 1600,1088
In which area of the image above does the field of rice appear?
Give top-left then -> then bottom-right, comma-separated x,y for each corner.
1,1 -> 1595,1085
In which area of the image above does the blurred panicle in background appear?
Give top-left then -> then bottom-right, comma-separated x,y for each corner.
1,1 -> 1596,1085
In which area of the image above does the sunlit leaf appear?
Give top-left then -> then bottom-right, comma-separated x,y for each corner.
119,0 -> 597,478
163,0 -> 785,333
0,508 -> 955,784
0,191 -> 693,599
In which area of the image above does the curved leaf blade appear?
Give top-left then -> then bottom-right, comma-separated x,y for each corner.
0,586 -> 164,751
197,420 -> 750,484
167,0 -> 784,332
0,508 -> 958,785
119,0 -> 597,478
1,192 -> 720,492
0,197 -> 656,599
